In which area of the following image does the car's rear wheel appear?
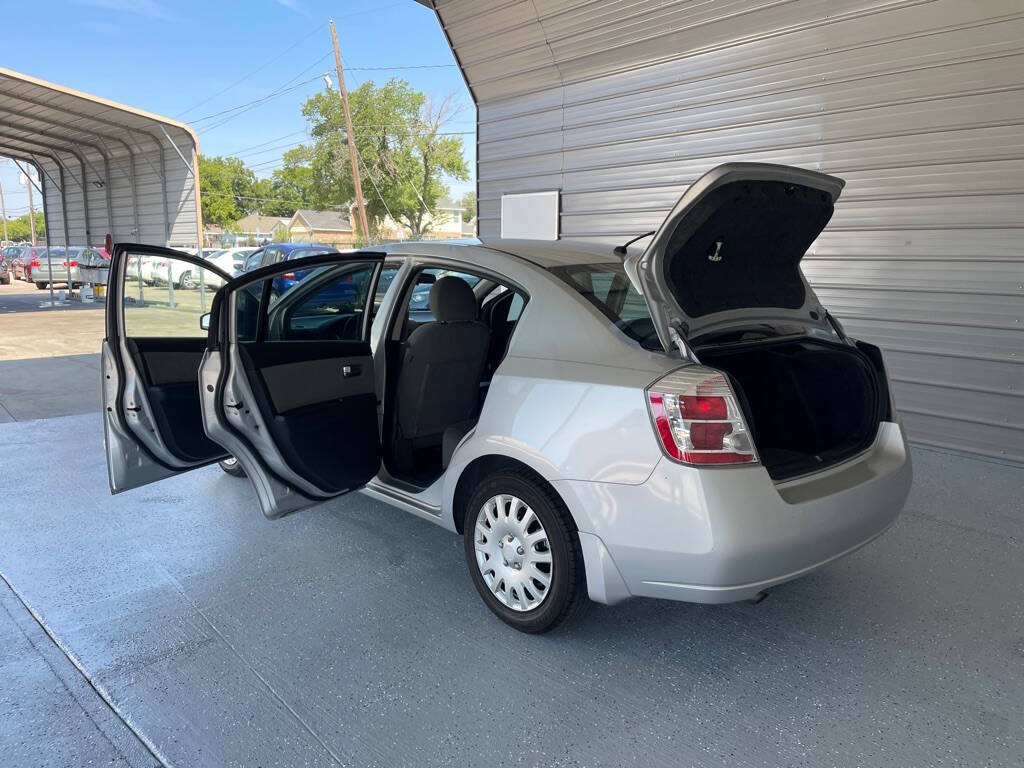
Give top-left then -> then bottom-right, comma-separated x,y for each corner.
35,282 -> 46,290
463,469 -> 586,633
218,456 -> 246,477
177,271 -> 194,289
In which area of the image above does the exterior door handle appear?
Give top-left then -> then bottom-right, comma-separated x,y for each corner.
342,364 -> 361,378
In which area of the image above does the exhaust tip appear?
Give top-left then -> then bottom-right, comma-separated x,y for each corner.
749,590 -> 769,605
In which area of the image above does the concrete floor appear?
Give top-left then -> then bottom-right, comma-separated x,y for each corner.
0,279 -> 105,362
0,283 -> 1021,766
0,412 -> 1021,767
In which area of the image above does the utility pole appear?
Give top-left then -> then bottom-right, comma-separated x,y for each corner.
26,172 -> 36,245
329,18 -> 371,246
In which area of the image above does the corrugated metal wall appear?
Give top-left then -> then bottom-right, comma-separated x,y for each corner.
0,69 -> 201,250
35,136 -> 200,249
433,0 -> 1024,464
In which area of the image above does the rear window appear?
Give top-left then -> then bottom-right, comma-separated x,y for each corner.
549,263 -> 661,350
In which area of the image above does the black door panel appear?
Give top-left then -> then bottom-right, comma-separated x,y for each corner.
125,337 -> 225,464
237,340 -> 381,494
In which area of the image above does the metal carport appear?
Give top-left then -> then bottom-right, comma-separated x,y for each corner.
426,0 -> 1024,466
0,67 -> 202,263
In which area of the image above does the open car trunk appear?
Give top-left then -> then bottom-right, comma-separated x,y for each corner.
698,337 -> 888,481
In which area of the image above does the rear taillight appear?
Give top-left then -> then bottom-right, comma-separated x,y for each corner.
647,367 -> 757,466
30,259 -> 40,267
68,260 -> 78,267
281,272 -> 296,281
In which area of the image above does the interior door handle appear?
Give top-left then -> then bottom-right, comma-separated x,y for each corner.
342,364 -> 362,378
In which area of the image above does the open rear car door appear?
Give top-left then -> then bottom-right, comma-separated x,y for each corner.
623,162 -> 846,354
198,252 -> 386,518
103,244 -> 232,492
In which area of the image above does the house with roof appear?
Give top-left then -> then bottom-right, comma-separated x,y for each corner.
288,209 -> 355,248
421,197 -> 467,240
231,215 -> 290,245
376,198 -> 470,242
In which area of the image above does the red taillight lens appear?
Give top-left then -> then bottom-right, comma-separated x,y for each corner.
68,260 -> 78,267
281,272 -> 296,281
647,367 -> 757,466
678,394 -> 727,420
30,259 -> 40,267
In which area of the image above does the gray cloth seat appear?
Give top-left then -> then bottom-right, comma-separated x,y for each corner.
396,276 -> 490,449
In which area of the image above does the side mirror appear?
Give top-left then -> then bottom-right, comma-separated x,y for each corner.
416,272 -> 437,286
199,313 -> 211,331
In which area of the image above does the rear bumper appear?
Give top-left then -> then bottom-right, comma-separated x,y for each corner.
556,421 -> 912,605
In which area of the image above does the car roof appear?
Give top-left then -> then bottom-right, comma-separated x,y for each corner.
275,242 -> 329,252
378,238 -> 622,269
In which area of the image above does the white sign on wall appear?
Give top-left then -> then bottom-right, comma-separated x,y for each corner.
500,190 -> 560,240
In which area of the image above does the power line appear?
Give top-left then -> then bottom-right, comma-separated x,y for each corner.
192,68 -> 328,126
173,3 -> 425,119
222,130 -> 310,157
346,64 -> 457,70
175,23 -> 323,118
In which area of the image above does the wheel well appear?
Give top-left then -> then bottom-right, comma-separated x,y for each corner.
452,455 -> 564,535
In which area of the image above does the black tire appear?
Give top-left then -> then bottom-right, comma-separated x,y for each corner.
462,468 -> 587,634
35,282 -> 46,290
218,456 -> 246,477
177,271 -> 193,289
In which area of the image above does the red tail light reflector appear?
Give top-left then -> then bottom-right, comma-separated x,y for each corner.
647,367 -> 757,466
30,259 -> 40,267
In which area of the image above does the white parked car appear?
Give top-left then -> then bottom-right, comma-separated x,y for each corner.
205,247 -> 257,278
101,164 -> 911,633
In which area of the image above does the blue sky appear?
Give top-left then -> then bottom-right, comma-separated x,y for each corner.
0,0 -> 475,222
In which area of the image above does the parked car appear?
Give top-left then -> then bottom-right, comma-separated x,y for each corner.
140,253 -> 208,289
231,242 -> 338,294
204,247 -> 257,283
238,247 -> 265,275
31,247 -> 72,288
101,163 -> 911,634
4,245 -> 45,282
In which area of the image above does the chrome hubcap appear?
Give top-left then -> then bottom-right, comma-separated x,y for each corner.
474,494 -> 552,612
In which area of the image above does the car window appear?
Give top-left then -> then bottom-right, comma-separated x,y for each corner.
122,251 -> 219,337
260,247 -> 281,267
372,265 -> 401,316
235,261 -> 377,342
243,251 -> 264,272
408,268 -> 480,314
283,248 -> 333,264
549,262 -> 660,350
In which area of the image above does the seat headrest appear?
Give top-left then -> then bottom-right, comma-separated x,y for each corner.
429,276 -> 477,322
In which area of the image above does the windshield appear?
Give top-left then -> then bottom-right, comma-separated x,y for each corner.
549,262 -> 661,350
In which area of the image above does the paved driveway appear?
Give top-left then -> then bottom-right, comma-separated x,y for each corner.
0,413 -> 1020,767
0,280 -> 103,423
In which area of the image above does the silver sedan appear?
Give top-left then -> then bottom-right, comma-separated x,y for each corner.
102,163 -> 911,633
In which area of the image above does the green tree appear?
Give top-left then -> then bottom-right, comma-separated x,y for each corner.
299,79 -> 469,237
198,155 -> 259,226
263,146 -> 319,216
3,213 -> 44,241
458,190 -> 476,221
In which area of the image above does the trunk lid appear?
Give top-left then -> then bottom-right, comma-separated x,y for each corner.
623,163 -> 845,354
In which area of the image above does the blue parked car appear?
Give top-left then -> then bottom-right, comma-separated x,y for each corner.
240,243 -> 361,309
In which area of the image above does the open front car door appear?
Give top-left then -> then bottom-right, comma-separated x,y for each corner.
103,244 -> 232,492
199,252 -> 386,518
